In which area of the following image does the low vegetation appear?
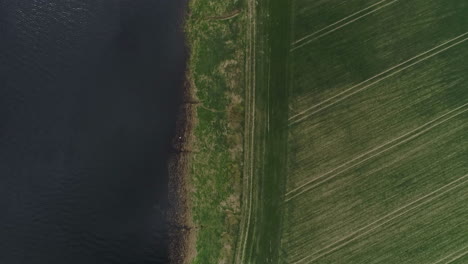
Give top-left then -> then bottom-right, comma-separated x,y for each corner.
184,0 -> 246,263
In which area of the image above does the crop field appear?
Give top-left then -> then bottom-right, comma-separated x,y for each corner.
235,0 -> 468,263
282,0 -> 468,263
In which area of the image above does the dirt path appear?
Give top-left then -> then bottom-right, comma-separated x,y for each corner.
234,0 -> 257,262
234,0 -> 292,263
205,9 -> 242,21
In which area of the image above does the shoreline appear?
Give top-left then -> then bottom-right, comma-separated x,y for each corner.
168,2 -> 196,263
166,0 -> 196,264
168,75 -> 197,264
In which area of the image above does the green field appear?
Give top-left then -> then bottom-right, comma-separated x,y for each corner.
234,0 -> 468,263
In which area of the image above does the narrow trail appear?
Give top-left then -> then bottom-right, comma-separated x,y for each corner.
432,245 -> 468,264
205,9 -> 242,21
234,0 -> 291,262
234,0 -> 257,262
444,251 -> 468,264
291,0 -> 391,45
290,0 -> 398,51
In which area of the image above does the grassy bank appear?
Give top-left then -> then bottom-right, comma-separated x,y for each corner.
184,0 -> 246,263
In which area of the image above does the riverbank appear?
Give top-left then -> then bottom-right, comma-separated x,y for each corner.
169,0 -> 247,263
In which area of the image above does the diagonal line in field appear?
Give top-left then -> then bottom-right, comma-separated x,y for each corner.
432,245 -> 468,264
445,250 -> 468,264
290,0 -> 398,52
288,32 -> 468,125
285,102 -> 468,201
291,174 -> 468,264
292,0 -> 391,45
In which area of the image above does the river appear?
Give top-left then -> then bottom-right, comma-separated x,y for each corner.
0,1 -> 187,263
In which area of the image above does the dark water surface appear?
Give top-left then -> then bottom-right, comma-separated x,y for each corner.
0,1 -> 187,263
